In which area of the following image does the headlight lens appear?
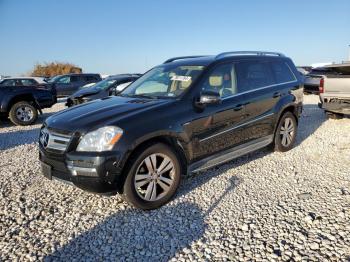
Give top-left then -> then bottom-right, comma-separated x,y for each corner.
76,126 -> 123,152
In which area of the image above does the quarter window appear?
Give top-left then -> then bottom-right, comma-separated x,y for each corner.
270,61 -> 296,83
201,63 -> 237,98
235,61 -> 275,92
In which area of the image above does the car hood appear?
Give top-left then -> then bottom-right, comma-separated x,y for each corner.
70,86 -> 100,98
45,96 -> 171,132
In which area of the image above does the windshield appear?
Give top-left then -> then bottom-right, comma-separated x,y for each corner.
121,65 -> 205,98
90,79 -> 117,90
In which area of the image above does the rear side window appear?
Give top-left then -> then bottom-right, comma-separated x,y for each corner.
270,61 -> 296,83
235,61 -> 275,92
70,76 -> 80,82
85,75 -> 98,81
21,79 -> 37,85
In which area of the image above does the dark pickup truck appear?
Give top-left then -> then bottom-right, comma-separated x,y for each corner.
0,83 -> 57,126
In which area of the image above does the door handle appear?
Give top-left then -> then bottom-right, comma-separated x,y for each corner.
234,104 -> 244,111
273,92 -> 281,98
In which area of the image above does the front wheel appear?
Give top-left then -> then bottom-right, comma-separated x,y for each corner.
122,143 -> 181,210
9,101 -> 38,126
273,112 -> 297,152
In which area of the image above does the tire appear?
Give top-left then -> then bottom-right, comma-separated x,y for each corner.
9,101 -> 38,126
123,143 -> 181,210
272,112 -> 297,152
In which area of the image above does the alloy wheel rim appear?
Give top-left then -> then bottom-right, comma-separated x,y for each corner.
280,117 -> 294,147
134,153 -> 175,202
16,106 -> 34,122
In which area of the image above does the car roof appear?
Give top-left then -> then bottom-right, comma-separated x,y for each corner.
107,74 -> 141,80
2,76 -> 46,83
162,51 -> 288,67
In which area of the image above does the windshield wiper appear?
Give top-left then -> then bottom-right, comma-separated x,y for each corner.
120,93 -> 156,99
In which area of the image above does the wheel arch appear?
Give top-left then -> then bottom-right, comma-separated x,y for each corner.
116,134 -> 189,193
6,94 -> 40,112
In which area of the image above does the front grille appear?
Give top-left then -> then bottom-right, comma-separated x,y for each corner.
40,128 -> 72,153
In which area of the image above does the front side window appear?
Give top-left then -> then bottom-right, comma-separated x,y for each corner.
236,61 -> 275,92
93,79 -> 117,90
270,61 -> 296,83
56,76 -> 71,84
201,63 -> 237,98
121,65 -> 205,98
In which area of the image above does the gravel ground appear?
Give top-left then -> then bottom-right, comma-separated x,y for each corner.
0,95 -> 349,261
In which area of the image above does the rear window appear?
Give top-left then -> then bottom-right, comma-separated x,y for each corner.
270,61 -> 296,83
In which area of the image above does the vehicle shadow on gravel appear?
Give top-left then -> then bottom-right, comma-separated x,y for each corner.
46,179 -> 240,261
295,104 -> 326,146
0,128 -> 40,150
46,202 -> 206,261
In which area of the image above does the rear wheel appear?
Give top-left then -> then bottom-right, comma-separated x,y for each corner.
273,112 -> 297,152
9,101 -> 38,126
123,143 -> 181,210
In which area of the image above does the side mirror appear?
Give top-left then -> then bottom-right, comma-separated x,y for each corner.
109,87 -> 120,96
195,90 -> 221,109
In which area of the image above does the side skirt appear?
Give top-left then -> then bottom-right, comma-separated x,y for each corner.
188,135 -> 273,174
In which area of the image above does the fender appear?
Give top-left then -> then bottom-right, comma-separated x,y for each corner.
272,92 -> 302,133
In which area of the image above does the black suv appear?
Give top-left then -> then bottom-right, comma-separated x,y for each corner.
39,51 -> 303,209
47,73 -> 101,97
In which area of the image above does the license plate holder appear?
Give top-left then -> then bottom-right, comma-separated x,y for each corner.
41,161 -> 52,180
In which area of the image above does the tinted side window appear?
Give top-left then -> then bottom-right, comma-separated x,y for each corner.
21,79 -> 37,85
201,63 -> 237,98
85,75 -> 98,81
57,76 -> 70,84
0,79 -> 17,86
236,61 -> 275,92
70,76 -> 80,82
270,61 -> 296,83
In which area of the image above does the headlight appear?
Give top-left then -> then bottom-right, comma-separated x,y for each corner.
76,126 -> 123,152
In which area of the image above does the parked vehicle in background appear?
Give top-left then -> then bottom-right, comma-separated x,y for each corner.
0,77 -> 46,86
318,63 -> 350,118
0,81 -> 57,125
47,73 -> 101,97
66,74 -> 141,107
39,51 -> 303,210
303,67 -> 343,95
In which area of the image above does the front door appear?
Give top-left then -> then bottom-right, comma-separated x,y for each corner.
188,62 -> 250,160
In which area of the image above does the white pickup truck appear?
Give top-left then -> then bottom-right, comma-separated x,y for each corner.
318,63 -> 350,118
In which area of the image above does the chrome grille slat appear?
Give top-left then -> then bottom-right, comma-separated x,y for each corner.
40,128 -> 71,153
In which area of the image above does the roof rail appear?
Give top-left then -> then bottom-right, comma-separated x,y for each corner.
216,51 -> 285,60
163,56 -> 208,64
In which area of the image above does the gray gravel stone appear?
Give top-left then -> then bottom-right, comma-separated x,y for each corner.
0,95 -> 349,261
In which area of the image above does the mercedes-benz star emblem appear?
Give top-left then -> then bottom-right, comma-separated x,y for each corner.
40,129 -> 50,148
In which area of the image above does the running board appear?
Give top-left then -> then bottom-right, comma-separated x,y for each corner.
188,135 -> 273,174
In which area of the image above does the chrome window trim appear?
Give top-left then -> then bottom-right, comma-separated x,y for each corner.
222,79 -> 298,101
200,112 -> 274,142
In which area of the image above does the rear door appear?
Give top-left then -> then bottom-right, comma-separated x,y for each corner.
235,59 -> 297,142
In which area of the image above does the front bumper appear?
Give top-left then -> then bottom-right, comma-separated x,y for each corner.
39,146 -> 125,194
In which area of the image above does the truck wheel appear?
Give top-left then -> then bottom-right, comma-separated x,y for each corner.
273,112 -> 298,152
122,143 -> 181,210
9,101 -> 38,126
